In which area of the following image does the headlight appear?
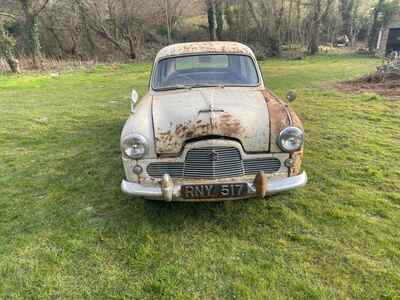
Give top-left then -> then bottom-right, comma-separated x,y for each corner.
278,127 -> 304,153
121,134 -> 148,159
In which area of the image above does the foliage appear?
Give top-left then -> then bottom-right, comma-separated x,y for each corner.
381,1 -> 400,25
1,55 -> 399,299
1,0 -> 397,62
0,21 -> 21,73
0,26 -> 16,50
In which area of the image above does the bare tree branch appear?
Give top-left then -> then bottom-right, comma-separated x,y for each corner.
0,12 -> 17,20
312,0 -> 334,25
34,0 -> 51,16
245,0 -> 263,29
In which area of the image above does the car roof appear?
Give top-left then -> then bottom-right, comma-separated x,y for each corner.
155,42 -> 256,61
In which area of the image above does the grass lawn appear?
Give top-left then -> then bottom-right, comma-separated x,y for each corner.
1,54 -> 399,299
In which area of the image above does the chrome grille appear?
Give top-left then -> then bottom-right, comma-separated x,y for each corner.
244,158 -> 282,175
147,147 -> 282,179
147,162 -> 184,178
184,147 -> 244,179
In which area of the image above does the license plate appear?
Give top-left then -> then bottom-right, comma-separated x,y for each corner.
181,183 -> 248,200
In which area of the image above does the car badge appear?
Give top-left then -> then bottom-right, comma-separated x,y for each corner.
209,150 -> 219,162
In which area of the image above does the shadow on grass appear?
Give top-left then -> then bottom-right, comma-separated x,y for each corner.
18,116 -> 290,241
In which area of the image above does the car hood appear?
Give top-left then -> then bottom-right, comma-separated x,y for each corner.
152,88 -> 270,154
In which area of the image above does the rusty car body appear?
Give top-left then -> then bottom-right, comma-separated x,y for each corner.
120,42 -> 307,201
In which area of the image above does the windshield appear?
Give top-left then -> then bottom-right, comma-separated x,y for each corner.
152,54 -> 260,90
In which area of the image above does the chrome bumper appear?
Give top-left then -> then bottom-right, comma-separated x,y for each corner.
121,172 -> 307,202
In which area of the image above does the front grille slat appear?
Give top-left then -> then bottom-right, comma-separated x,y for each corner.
183,147 -> 244,179
244,158 -> 282,175
147,162 -> 185,178
147,146 -> 282,179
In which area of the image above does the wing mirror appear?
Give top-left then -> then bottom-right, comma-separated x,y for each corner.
131,89 -> 139,113
286,91 -> 297,103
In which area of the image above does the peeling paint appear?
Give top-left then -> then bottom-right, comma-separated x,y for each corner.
262,89 -> 291,153
291,150 -> 304,176
262,88 -> 304,173
152,89 -> 270,154
155,42 -> 256,62
122,42 -> 305,194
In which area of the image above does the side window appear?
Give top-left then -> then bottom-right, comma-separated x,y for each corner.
242,57 -> 259,84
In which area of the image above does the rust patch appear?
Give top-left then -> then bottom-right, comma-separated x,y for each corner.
156,112 -> 246,153
262,88 -> 304,152
156,42 -> 253,61
287,106 -> 304,130
262,89 -> 291,152
216,112 -> 245,136
157,120 -> 211,152
262,88 -> 305,175
254,172 -> 268,198
290,149 -> 304,176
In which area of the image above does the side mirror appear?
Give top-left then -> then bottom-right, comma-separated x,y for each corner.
286,91 -> 297,103
131,89 -> 139,112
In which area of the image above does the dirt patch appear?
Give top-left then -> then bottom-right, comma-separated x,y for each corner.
338,56 -> 400,100
338,64 -> 400,99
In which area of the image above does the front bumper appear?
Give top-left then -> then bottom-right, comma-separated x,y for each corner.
121,172 -> 307,202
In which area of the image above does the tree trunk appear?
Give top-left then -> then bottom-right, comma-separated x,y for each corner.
20,0 -> 42,69
308,0 -> 334,55
340,0 -> 355,42
216,1 -> 224,41
5,55 -> 21,74
308,0 -> 321,55
207,0 -> 217,41
165,0 -> 172,44
128,36 -> 137,60
78,1 -> 97,58
28,14 -> 42,68
368,0 -> 385,53
296,0 -> 302,45
288,0 -> 294,48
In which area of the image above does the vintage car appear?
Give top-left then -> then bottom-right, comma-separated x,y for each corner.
120,42 -> 307,201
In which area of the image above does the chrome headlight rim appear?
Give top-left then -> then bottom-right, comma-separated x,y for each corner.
278,126 -> 304,153
121,133 -> 148,159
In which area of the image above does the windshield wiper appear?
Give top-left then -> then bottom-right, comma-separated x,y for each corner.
156,84 -> 225,91
179,84 -> 225,90
156,85 -> 191,91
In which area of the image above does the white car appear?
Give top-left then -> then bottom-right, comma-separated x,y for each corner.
121,42 -> 307,201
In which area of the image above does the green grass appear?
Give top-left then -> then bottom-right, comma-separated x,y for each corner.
1,54 -> 399,299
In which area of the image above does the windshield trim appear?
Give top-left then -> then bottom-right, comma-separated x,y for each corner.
150,53 -> 261,91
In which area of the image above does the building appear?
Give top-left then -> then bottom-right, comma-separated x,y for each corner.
377,12 -> 400,56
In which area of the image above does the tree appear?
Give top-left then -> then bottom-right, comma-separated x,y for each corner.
74,0 -> 139,59
215,1 -> 224,40
307,0 -> 334,55
339,0 -> 355,41
368,0 -> 385,53
18,0 -> 51,68
0,14 -> 21,73
157,0 -> 186,44
245,0 -> 286,56
0,0 -> 387,66
207,0 -> 217,40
